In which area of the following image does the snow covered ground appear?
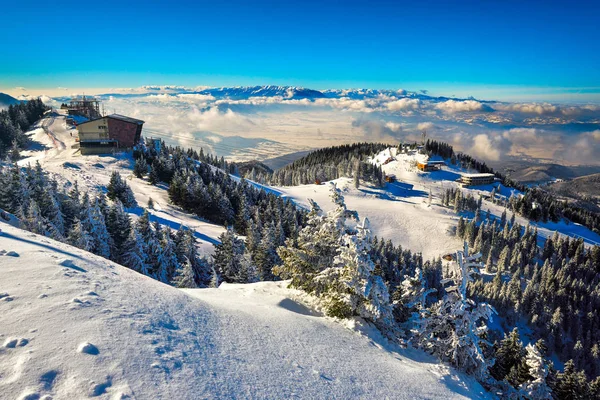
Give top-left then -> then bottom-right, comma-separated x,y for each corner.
0,222 -> 490,399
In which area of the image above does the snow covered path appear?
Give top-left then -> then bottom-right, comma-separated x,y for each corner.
0,223 -> 490,399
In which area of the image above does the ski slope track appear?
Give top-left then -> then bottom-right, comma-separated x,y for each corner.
0,223 -> 490,399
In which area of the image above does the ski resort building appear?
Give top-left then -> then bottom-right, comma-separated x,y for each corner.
77,114 -> 144,155
457,173 -> 496,187
416,160 -> 445,172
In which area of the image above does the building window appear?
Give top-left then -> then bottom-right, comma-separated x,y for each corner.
99,125 -> 107,130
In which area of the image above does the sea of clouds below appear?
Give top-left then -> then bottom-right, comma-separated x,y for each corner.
37,86 -> 600,166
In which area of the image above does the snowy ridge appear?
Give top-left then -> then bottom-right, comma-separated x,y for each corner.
0,222 -> 489,399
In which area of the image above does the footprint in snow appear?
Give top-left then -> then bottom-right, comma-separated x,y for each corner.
39,370 -> 59,390
90,376 -> 112,397
3,337 -> 29,348
0,292 -> 14,301
17,390 -> 42,400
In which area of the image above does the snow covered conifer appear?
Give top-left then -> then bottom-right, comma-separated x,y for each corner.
22,200 -> 45,235
68,218 -> 92,252
133,156 -> 148,178
497,245 -> 511,272
209,265 -> 220,288
274,199 -> 327,290
105,200 -> 132,262
519,343 -> 552,399
414,242 -> 495,379
122,226 -> 150,276
107,171 -> 136,208
353,161 -> 360,189
236,251 -> 258,283
315,218 -> 394,329
213,228 -> 245,283
396,267 -> 436,334
88,198 -> 111,258
156,230 -> 179,283
254,221 -> 280,281
275,185 -> 355,292
172,258 -> 198,288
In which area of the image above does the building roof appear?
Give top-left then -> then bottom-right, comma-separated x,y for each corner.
76,114 -> 145,127
76,117 -> 106,127
422,160 -> 446,165
460,173 -> 495,178
107,114 -> 145,124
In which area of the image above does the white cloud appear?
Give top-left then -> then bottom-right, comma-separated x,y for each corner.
314,97 -> 377,112
494,102 -> 558,115
187,107 -> 255,132
417,122 -> 435,131
561,130 -> 600,164
386,98 -> 421,112
385,122 -> 402,132
435,100 -> 489,113
470,134 -> 502,161
176,93 -> 215,101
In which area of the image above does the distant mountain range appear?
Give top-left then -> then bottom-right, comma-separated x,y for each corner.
548,173 -> 600,204
0,92 -> 19,109
200,85 -> 327,99
88,85 -> 485,103
496,161 -> 600,184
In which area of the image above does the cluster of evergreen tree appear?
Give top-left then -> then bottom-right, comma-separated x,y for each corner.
0,99 -> 48,158
265,143 -> 387,187
134,139 -> 238,183
133,141 -> 305,283
453,206 -> 600,394
510,187 -> 600,234
0,163 -> 207,287
426,138 -> 600,234
441,187 -> 481,213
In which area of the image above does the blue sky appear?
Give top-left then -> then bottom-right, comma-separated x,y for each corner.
2,0 -> 599,101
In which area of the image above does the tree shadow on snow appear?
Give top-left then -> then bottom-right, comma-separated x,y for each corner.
277,298 -> 316,316
0,231 -> 87,262
126,206 -> 220,245
352,320 -> 487,398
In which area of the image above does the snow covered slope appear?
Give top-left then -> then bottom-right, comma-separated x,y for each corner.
0,222 -> 490,399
